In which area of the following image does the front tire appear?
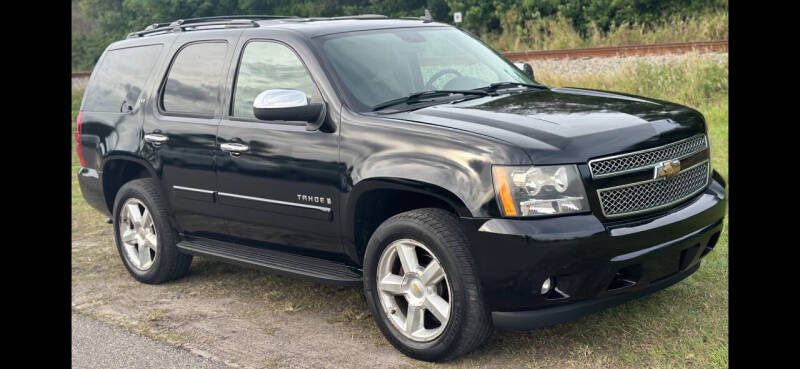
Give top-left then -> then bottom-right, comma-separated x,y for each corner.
363,208 -> 492,362
112,178 -> 192,284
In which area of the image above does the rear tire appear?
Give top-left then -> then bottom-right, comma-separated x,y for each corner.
112,178 -> 192,284
363,208 -> 492,362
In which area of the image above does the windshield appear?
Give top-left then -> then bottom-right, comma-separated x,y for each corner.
313,27 -> 537,112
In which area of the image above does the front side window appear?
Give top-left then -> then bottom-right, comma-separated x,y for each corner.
314,27 -> 534,111
161,42 -> 228,116
232,41 -> 320,118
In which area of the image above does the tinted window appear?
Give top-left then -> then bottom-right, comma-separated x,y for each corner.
232,41 -> 320,118
316,28 -> 532,111
162,42 -> 228,116
83,44 -> 162,112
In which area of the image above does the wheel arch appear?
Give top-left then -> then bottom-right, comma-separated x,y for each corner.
100,155 -> 160,214
342,177 -> 472,265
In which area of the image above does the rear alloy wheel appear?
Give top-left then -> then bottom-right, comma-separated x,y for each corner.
376,239 -> 452,342
118,198 -> 158,271
113,178 -> 192,284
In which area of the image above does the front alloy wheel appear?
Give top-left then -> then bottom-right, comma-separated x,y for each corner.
363,208 -> 492,362
376,239 -> 452,342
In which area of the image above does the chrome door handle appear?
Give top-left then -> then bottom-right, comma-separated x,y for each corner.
144,133 -> 168,145
220,142 -> 249,155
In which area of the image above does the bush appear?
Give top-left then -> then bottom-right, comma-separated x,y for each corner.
484,11 -> 727,52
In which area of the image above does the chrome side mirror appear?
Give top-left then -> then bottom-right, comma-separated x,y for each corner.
513,62 -> 535,80
253,89 -> 323,125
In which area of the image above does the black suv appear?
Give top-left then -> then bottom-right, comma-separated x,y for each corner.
76,15 -> 727,361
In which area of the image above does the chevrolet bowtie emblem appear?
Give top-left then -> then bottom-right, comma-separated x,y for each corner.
654,159 -> 681,180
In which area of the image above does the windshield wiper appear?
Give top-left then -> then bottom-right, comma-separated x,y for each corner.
371,90 -> 489,112
476,82 -> 547,93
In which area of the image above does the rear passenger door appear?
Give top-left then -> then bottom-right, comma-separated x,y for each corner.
142,31 -> 241,239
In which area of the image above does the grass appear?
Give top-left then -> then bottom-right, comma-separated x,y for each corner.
72,87 -> 106,236
71,54 -> 728,368
485,11 -> 728,52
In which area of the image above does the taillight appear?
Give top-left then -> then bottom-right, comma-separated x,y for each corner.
76,111 -> 85,167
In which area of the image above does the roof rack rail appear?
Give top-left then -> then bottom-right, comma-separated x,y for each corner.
298,14 -> 388,22
127,15 -> 298,38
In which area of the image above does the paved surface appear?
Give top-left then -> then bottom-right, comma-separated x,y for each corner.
72,313 -> 231,369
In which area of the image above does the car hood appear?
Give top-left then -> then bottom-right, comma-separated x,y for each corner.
387,87 -> 706,164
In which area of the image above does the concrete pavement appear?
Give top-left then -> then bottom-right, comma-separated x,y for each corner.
72,313 -> 231,369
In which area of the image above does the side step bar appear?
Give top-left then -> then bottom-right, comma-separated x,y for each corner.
177,237 -> 362,286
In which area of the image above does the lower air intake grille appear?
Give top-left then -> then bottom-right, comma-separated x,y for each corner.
598,161 -> 709,218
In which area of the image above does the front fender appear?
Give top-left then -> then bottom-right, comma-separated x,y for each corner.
340,108 -> 531,218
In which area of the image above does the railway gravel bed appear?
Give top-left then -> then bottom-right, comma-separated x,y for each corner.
525,52 -> 728,79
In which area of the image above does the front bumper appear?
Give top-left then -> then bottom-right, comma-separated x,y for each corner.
459,170 -> 726,329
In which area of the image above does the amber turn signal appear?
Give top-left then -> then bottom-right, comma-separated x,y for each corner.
493,167 -> 518,216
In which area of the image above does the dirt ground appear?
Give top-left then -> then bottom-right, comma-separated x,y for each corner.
72,213 -> 727,369
73,230 -> 415,368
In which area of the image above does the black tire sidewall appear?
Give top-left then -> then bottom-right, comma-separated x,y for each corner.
112,179 -> 180,283
363,213 -> 482,361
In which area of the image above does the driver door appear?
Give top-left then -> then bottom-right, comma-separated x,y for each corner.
215,38 -> 341,254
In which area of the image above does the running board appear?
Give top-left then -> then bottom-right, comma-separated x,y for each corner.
176,238 -> 362,286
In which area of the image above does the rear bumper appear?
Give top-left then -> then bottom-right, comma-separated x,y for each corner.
77,167 -> 110,217
459,170 -> 727,327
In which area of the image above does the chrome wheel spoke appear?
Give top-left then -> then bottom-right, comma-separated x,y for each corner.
141,208 -> 152,230
424,293 -> 450,324
126,203 -> 142,226
420,260 -> 444,286
144,233 -> 158,251
138,241 -> 151,266
405,305 -> 425,334
121,229 -> 137,244
396,243 -> 419,273
379,274 -> 405,295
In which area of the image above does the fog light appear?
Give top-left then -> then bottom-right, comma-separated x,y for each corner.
540,277 -> 553,295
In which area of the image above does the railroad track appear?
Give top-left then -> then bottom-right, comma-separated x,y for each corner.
71,40 -> 728,78
501,40 -> 727,61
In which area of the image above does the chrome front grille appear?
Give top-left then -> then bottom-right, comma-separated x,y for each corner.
589,134 -> 708,178
597,161 -> 710,218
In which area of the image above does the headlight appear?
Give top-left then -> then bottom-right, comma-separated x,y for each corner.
492,165 -> 589,217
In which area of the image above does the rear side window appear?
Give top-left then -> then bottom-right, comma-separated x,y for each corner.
83,44 -> 162,112
161,42 -> 228,116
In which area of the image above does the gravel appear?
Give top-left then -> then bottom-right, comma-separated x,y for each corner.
525,51 -> 728,77
72,77 -> 88,90
72,313 -> 232,369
